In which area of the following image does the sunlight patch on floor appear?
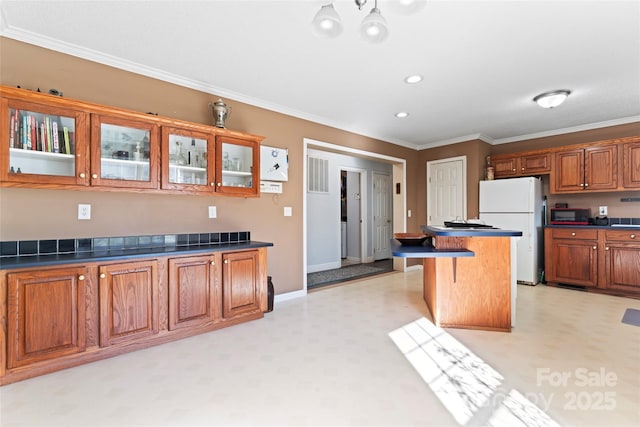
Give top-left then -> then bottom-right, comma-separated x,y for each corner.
389,317 -> 560,427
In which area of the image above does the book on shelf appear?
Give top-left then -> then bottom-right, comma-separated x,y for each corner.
51,120 -> 60,153
63,126 -> 71,155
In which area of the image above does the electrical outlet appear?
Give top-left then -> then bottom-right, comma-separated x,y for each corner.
599,206 -> 608,216
78,204 -> 91,220
208,206 -> 217,218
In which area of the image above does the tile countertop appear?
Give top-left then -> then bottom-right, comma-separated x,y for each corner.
0,241 -> 274,270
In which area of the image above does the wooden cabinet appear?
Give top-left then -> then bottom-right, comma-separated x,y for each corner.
0,92 -> 90,187
603,230 -> 640,293
168,255 -> 218,330
99,260 -> 159,346
492,151 -> 551,178
90,114 -> 160,189
545,227 -> 640,296
6,266 -> 87,369
622,140 -> 640,189
222,250 -> 261,318
1,245 -> 269,385
552,144 -> 618,193
545,228 -> 599,287
1,85 -> 263,197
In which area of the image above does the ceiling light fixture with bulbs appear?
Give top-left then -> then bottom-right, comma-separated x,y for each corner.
312,0 -> 393,43
533,90 -> 571,109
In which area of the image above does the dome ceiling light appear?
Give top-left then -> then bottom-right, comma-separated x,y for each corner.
533,90 -> 571,109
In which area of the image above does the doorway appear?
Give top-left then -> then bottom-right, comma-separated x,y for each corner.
341,169 -> 363,266
426,156 -> 467,225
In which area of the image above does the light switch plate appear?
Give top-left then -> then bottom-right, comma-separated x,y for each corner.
284,207 -> 292,217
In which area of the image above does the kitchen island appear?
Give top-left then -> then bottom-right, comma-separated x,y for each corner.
392,226 -> 522,332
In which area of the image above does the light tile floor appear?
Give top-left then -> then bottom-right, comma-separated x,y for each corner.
1,270 -> 639,426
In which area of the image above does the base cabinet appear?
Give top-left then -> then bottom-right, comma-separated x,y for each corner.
1,246 -> 268,385
99,260 -> 159,346
545,227 -> 640,296
6,267 -> 87,369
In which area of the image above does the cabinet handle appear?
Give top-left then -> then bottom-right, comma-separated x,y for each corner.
512,168 -> 516,172
571,232 -> 576,236
605,247 -> 610,251
580,183 -> 584,187
584,183 -> 589,187
217,182 -> 222,187
592,246 -> 597,250
92,173 -> 98,179
78,275 -> 85,281
224,259 -> 228,264
100,273 -> 106,279
79,172 -> 86,178
210,182 -> 215,186
210,261 -> 215,266
631,234 -> 636,239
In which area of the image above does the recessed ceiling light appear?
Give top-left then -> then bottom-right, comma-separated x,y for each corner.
395,112 -> 409,118
404,75 -> 423,84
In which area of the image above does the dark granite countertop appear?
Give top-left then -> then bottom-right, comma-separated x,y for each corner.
545,224 -> 640,230
421,225 -> 523,237
0,241 -> 273,270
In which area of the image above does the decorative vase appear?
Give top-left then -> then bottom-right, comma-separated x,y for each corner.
209,99 -> 232,128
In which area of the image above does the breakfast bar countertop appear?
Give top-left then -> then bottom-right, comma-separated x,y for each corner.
421,225 -> 523,237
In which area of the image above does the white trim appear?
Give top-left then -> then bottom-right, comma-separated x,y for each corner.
274,290 -> 306,303
307,261 -> 341,274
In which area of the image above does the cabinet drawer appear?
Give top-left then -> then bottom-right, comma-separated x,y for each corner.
605,230 -> 640,243
550,228 -> 598,240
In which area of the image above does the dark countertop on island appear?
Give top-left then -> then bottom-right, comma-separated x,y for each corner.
545,224 -> 640,230
421,225 -> 523,237
0,241 -> 273,270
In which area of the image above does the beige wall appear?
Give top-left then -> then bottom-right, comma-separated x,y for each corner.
0,38 -> 418,295
1,38 -> 638,293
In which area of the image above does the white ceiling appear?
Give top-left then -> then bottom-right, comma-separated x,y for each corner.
1,0 -> 639,150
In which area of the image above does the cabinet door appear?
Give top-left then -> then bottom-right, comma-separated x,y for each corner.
605,244 -> 640,293
493,156 -> 518,178
1,97 -> 89,186
222,250 -> 260,318
584,144 -> 617,191
99,260 -> 159,346
519,152 -> 551,175
168,255 -> 217,330
161,126 -> 216,192
215,135 -> 259,196
548,239 -> 598,287
622,141 -> 640,189
553,149 -> 584,192
90,114 -> 160,189
7,267 -> 87,369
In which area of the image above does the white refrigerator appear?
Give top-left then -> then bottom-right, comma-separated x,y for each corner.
479,177 -> 543,285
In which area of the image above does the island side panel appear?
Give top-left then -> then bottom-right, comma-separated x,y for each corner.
423,257 -> 438,323
429,235 -> 512,332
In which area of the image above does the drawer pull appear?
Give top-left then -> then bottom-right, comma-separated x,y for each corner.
584,183 -> 589,187
100,273 -> 106,279
512,168 -> 516,172
592,246 -> 597,250
571,232 -> 576,236
79,172 -> 86,178
210,261 -> 215,266
605,247 -> 609,251
92,173 -> 98,179
521,167 -> 525,171
217,182 -> 222,187
631,234 -> 636,239
78,275 -> 85,281
210,182 -> 215,186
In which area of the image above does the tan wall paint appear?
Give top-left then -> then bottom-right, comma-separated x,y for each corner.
0,38 -> 419,295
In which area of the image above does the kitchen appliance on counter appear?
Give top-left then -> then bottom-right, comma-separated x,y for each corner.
479,177 -> 543,285
549,207 -> 590,225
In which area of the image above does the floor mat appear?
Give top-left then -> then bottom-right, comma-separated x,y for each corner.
621,308 -> 640,327
308,263 -> 387,288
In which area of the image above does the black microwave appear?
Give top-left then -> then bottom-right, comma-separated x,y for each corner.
550,208 -> 590,225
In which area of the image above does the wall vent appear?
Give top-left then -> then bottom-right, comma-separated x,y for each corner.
307,156 -> 329,193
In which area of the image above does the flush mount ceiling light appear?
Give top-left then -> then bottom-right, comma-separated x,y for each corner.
395,112 -> 409,118
404,74 -> 423,84
533,90 -> 571,109
312,0 -> 389,43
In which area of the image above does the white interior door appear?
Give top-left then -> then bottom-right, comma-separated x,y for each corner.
373,172 -> 392,260
427,157 -> 466,225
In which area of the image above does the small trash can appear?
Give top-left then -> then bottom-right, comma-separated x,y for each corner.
266,276 -> 274,313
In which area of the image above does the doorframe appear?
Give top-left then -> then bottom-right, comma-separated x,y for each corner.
341,166 -> 366,264
426,155 -> 467,225
303,138 -> 407,292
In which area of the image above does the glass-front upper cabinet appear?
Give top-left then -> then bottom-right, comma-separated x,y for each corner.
1,98 -> 89,185
215,135 -> 259,196
90,114 -> 159,189
161,126 -> 215,192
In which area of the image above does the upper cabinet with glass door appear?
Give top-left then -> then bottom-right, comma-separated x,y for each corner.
90,114 -> 160,189
215,135 -> 260,196
0,94 -> 89,186
161,125 -> 215,193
